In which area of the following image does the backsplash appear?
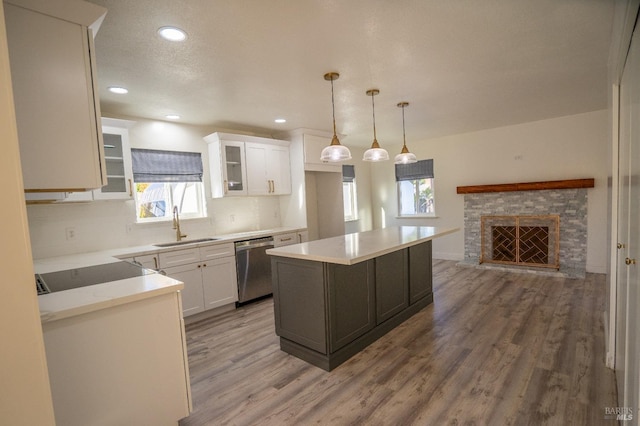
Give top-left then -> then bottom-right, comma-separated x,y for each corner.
27,196 -> 282,259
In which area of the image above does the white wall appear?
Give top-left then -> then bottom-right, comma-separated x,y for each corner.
371,110 -> 609,273
27,117 -> 289,259
0,3 -> 56,422
344,146 -> 374,235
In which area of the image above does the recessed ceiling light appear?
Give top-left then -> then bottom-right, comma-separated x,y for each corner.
274,118 -> 286,123
108,86 -> 128,94
165,114 -> 181,120
158,26 -> 187,42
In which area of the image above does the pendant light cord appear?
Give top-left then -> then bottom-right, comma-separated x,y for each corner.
371,92 -> 377,141
401,103 -> 407,148
330,77 -> 337,137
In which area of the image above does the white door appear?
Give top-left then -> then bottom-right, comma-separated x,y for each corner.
617,21 -> 640,418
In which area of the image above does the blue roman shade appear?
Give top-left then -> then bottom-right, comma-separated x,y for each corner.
131,149 -> 203,183
395,159 -> 433,181
342,165 -> 356,183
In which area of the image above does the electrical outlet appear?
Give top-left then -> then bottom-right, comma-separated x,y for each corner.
230,214 -> 235,223
125,223 -> 133,234
65,227 -> 76,240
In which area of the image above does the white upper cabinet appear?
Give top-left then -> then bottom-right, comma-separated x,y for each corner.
303,134 -> 342,173
205,132 -> 291,198
266,144 -> 291,195
245,142 -> 291,195
206,137 -> 248,197
93,118 -> 135,200
5,0 -> 108,192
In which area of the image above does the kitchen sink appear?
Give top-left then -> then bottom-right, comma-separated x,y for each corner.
153,238 -> 219,247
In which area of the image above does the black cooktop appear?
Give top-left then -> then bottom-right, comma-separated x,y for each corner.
36,261 -> 155,295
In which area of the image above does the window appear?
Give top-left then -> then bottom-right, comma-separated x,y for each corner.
342,165 -> 358,221
131,149 -> 206,222
396,159 -> 435,216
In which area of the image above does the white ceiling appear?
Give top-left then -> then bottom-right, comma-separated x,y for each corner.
90,0 -> 615,147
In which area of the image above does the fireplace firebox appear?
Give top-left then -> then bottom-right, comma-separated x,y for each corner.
480,215 -> 559,270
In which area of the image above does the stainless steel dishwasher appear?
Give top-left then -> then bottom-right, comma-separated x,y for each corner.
235,236 -> 274,304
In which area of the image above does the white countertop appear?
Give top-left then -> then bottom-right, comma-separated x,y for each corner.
33,227 -> 304,322
38,273 -> 184,323
266,226 -> 458,265
33,227 -> 305,273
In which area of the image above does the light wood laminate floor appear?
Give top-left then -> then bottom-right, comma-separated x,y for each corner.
179,260 -> 617,425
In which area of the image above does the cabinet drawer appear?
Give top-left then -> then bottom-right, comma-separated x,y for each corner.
200,242 -> 235,261
159,248 -> 200,268
274,233 -> 298,247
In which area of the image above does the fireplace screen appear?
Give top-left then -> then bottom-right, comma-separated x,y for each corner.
480,215 -> 559,269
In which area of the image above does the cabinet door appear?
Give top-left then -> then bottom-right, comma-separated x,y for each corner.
202,257 -> 238,309
222,141 -> 248,196
163,263 -> 205,317
93,122 -> 134,200
5,3 -> 106,191
272,257 -> 327,353
409,241 -> 433,304
327,261 -> 375,353
375,250 -> 409,324
245,143 -> 269,195
267,145 -> 291,195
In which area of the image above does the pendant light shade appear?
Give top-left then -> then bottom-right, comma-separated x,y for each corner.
394,102 -> 418,164
320,72 -> 352,162
362,89 -> 389,162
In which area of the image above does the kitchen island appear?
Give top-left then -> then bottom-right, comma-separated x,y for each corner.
266,226 -> 457,371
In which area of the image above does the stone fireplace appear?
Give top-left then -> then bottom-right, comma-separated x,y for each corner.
458,179 -> 593,278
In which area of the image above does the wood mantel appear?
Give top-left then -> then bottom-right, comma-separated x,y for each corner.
456,178 -> 594,194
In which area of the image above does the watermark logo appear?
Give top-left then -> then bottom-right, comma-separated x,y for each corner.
604,407 -> 634,421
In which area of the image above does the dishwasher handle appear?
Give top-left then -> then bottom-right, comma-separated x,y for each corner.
235,237 -> 274,251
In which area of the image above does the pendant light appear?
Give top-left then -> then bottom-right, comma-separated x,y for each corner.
394,102 -> 417,164
362,89 -> 389,162
320,72 -> 352,162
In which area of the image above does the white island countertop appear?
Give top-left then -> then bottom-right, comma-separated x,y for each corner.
266,226 -> 458,265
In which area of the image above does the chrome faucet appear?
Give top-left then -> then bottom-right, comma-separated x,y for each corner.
172,206 -> 187,241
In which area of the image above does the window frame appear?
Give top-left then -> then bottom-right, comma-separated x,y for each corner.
342,164 -> 358,222
397,177 -> 435,217
131,148 -> 207,223
395,159 -> 436,217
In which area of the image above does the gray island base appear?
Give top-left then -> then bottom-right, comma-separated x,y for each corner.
267,226 -> 457,371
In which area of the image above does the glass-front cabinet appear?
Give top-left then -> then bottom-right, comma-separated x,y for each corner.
93,118 -> 134,200
63,118 -> 134,202
223,141 -> 247,195
205,134 -> 248,197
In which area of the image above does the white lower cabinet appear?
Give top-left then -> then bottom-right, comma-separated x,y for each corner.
164,263 -> 207,316
42,291 -> 191,425
202,256 -> 238,309
160,243 -> 238,317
